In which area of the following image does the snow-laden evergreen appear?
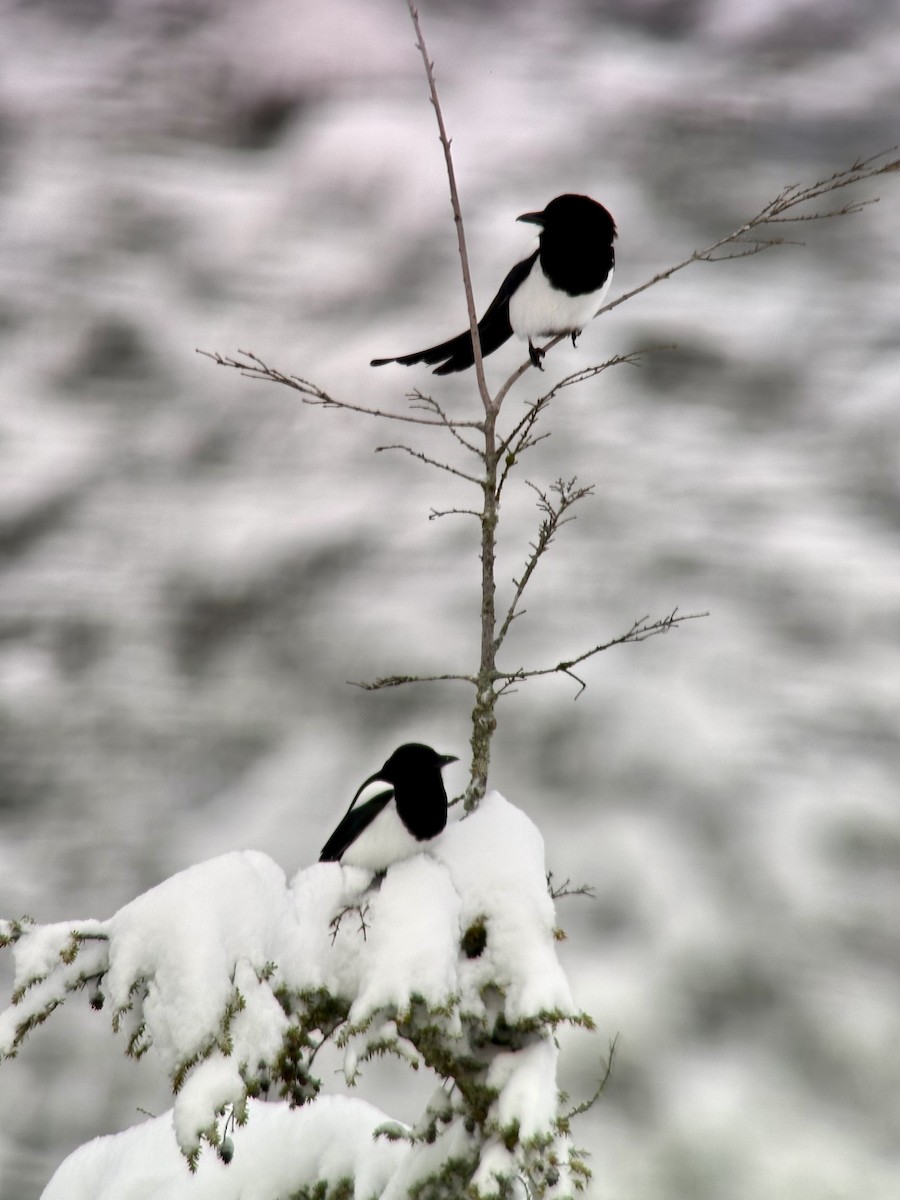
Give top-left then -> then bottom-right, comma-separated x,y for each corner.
1,793 -> 597,1198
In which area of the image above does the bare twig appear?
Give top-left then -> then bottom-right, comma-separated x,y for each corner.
350,671 -> 476,692
429,506 -> 481,521
496,351 -> 661,501
198,350 -> 481,430
409,390 -> 484,454
530,348 -> 674,405
496,404 -> 554,501
491,356 -> 537,413
329,904 -> 371,945
564,1035 -> 619,1120
591,148 -> 899,322
375,443 -> 483,484
547,872 -> 597,901
497,609 -> 708,698
494,479 -> 594,653
406,3 -> 492,413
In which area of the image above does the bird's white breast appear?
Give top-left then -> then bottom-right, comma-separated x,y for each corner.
340,802 -> 427,872
508,260 -> 614,340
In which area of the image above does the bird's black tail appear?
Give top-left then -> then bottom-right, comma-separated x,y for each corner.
371,251 -> 537,375
371,311 -> 512,375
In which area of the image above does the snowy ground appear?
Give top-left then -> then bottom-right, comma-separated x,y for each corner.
1,0 -> 899,1197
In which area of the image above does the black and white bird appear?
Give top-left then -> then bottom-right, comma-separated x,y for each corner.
319,743 -> 457,872
371,193 -> 616,375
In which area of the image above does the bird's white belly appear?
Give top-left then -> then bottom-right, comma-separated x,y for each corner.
508,263 -> 614,339
340,803 -> 425,872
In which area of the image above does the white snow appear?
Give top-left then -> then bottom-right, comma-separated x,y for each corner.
346,855 -> 461,1028
487,1037 -> 560,1140
41,1096 -> 407,1200
435,791 -> 577,1022
105,850 -> 292,1076
3,919 -> 106,992
4,792 -> 585,1198
173,1053 -> 246,1158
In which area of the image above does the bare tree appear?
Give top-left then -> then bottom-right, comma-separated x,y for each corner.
202,7 -> 898,812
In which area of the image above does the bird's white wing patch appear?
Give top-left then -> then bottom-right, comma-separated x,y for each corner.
351,779 -> 395,810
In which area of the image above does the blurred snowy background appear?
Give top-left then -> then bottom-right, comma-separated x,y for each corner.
0,0 -> 898,1196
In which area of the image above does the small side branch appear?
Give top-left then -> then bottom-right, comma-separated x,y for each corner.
496,351 -> 662,499
494,479 -> 594,654
329,904 -> 371,945
595,148 -> 899,320
564,1034 -> 619,1121
349,671 -> 476,692
530,349 -> 674,406
498,609 -> 708,698
375,443 -> 483,484
409,390 -> 484,454
197,350 -> 481,430
547,872 -> 597,901
429,506 -> 481,521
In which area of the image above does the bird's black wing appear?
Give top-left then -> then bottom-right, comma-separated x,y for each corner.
371,251 -> 538,375
319,788 -> 394,862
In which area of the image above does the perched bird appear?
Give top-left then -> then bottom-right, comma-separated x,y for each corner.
371,193 -> 616,375
319,743 -> 457,871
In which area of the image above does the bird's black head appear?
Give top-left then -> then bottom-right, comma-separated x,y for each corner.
518,193 -> 617,240
373,742 -> 457,842
378,742 -> 458,786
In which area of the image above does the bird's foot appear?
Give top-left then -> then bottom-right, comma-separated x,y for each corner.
571,330 -> 581,348
528,340 -> 545,370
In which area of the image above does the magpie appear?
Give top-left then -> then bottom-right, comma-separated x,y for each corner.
371,193 -> 616,375
319,743 -> 457,872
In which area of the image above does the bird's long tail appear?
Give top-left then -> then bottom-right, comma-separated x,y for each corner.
371,305 -> 513,375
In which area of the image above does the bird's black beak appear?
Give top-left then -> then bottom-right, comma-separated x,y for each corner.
438,754 -> 458,769
517,209 -> 545,226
